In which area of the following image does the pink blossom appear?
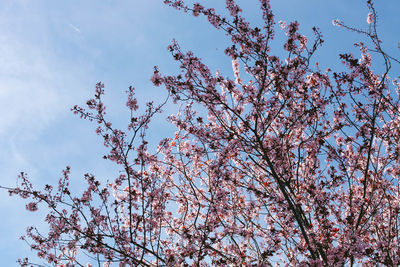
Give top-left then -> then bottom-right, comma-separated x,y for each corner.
150,67 -> 162,86
332,19 -> 341,26
367,12 -> 374,24
192,3 -> 203,16
26,202 -> 38,212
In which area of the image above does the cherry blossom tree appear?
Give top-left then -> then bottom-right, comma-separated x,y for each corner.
3,0 -> 400,266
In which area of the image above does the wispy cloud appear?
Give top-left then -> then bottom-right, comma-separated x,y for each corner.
69,23 -> 81,33
0,35 -> 61,139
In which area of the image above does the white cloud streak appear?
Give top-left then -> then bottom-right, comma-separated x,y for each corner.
69,23 -> 81,33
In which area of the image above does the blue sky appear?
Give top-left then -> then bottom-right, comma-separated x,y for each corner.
0,0 -> 398,265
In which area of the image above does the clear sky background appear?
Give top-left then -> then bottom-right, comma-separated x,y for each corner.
0,0 -> 398,265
